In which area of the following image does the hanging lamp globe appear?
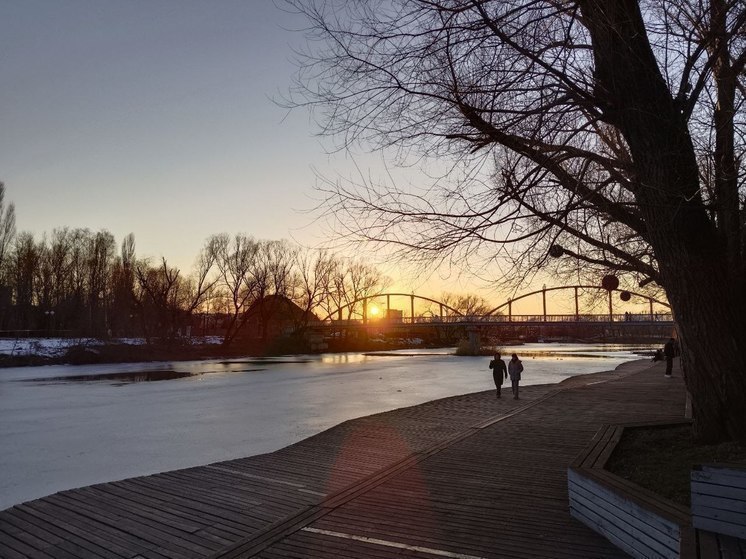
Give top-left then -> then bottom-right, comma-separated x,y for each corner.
601,274 -> 619,291
548,244 -> 564,258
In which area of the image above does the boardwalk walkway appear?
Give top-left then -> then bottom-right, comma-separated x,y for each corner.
0,359 -> 687,558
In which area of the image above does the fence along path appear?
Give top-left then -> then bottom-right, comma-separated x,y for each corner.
0,360 -> 686,558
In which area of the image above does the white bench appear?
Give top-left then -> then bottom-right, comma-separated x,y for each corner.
568,421 -> 695,559
691,464 -> 746,554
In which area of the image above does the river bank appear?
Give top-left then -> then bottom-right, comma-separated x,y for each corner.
0,336 -> 456,368
0,334 -> 663,369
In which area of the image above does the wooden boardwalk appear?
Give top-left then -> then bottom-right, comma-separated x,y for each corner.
0,359 -> 688,558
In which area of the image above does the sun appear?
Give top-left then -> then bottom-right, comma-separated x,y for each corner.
369,305 -> 380,317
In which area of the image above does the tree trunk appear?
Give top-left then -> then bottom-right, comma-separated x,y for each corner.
581,0 -> 746,443
663,261 -> 746,443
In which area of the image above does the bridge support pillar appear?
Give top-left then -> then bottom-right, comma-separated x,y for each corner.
467,327 -> 481,355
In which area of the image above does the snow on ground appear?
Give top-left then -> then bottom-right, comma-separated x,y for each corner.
0,336 -> 222,358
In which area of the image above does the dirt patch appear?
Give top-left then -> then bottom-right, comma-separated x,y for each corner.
606,423 -> 746,507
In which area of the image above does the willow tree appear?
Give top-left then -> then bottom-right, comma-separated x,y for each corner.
287,0 -> 746,442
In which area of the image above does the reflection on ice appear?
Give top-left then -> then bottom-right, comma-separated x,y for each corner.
320,353 -> 371,364
21,370 -> 195,384
17,368 -> 268,384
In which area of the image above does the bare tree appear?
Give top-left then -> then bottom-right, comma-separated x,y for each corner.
325,259 -> 391,319
110,233 -> 137,336
134,258 -> 199,343
441,292 -> 492,317
287,0 -> 746,442
248,240 -> 299,340
207,233 -> 260,346
186,241 -> 218,317
292,248 -> 336,329
0,183 -> 16,283
10,232 -> 39,329
86,230 -> 115,335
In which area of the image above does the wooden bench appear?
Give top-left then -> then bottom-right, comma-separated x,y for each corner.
568,421 -> 695,559
691,464 -> 746,557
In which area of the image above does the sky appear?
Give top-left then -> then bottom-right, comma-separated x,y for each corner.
0,1 -> 661,316
1,1 -> 361,276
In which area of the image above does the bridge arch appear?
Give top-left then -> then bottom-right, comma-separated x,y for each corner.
486,285 -> 670,320
322,293 -> 463,323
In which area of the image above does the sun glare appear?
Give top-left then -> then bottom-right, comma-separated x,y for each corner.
369,305 -> 380,317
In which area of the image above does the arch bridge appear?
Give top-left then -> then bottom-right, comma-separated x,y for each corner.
322,285 -> 671,326
322,293 -> 464,323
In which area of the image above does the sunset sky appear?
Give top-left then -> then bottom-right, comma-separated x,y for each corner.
2,2 -> 366,275
0,1 -> 651,315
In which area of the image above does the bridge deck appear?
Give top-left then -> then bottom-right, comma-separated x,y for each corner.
0,360 -> 687,558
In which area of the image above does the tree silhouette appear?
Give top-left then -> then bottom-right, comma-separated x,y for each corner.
287,0 -> 746,442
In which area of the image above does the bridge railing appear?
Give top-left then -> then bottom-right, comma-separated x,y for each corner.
320,313 -> 674,326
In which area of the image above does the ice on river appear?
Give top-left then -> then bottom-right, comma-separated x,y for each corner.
0,344 -> 651,510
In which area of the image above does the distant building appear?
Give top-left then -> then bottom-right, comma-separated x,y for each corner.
238,294 -> 319,341
386,309 -> 404,322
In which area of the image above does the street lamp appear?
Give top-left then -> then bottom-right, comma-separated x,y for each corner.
44,310 -> 55,335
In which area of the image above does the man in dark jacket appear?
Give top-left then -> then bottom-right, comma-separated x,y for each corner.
489,352 -> 508,399
664,338 -> 676,378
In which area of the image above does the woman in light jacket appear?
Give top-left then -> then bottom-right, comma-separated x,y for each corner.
508,353 -> 524,400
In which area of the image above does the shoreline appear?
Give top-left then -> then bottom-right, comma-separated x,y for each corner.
0,336 -> 660,369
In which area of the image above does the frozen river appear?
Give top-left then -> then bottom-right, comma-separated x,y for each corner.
0,343 -> 652,510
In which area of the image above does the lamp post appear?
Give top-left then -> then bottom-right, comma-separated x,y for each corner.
542,284 -> 547,322
44,310 -> 55,336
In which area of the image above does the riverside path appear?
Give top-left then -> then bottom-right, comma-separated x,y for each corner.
0,359 -> 687,558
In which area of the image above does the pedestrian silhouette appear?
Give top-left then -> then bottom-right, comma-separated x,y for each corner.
489,352 -> 508,399
664,338 -> 676,377
508,353 -> 524,399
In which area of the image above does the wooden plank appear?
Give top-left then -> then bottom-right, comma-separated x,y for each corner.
11,506 -> 141,559
80,485 -> 209,533
718,533 -> 746,558
678,526 -> 697,559
568,470 -> 683,541
16,502 -> 140,559
0,525 -> 58,559
692,478 -> 746,499
0,538 -> 43,559
695,464 -> 746,484
583,468 -> 691,523
571,424 -> 617,469
123,477 -> 279,522
114,479 -> 266,531
210,507 -> 329,559
0,513 -> 81,559
692,493 -> 746,515
49,491 -> 217,556
692,503 -> 746,532
592,425 -> 625,469
571,502 -> 675,559
40,494 -> 203,559
691,476 -> 746,541
697,529 -> 721,559
568,475 -> 679,557
692,515 -> 746,541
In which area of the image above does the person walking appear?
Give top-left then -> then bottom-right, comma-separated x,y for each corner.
489,352 -> 508,398
508,353 -> 524,399
664,338 -> 676,378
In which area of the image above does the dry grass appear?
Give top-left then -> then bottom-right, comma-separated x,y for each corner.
606,424 -> 746,507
